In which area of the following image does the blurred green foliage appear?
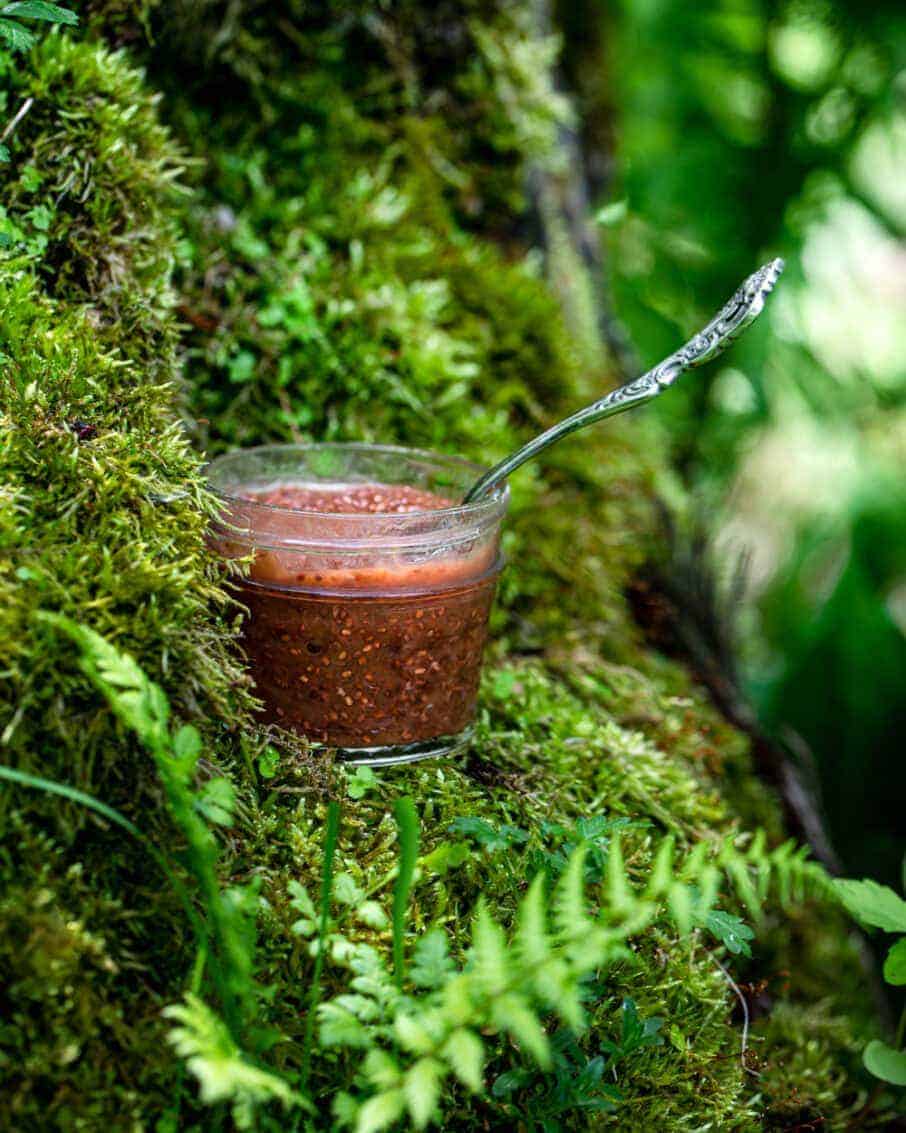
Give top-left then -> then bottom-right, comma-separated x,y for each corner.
579,0 -> 906,885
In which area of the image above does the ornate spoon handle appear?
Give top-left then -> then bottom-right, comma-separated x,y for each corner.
463,258 -> 785,503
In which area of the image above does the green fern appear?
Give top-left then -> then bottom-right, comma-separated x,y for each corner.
321,837 -> 697,1130
38,614 -> 261,1035
319,828 -> 831,1132
164,995 -> 309,1130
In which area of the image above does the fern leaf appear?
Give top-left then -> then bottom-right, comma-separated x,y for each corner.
411,929 -> 455,989
724,854 -> 761,919
363,1049 -> 403,1090
442,1028 -> 484,1093
517,873 -> 552,969
554,843 -> 589,939
394,1013 -> 435,1056
645,835 -> 675,898
356,1090 -> 406,1133
605,833 -> 631,914
164,995 -> 308,1128
319,1003 -> 372,1049
472,902 -> 508,997
403,1057 -> 444,1129
667,881 -> 694,936
492,993 -> 551,1069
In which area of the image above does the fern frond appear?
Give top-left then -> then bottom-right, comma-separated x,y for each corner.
164,995 -> 309,1130
326,828 -> 730,1129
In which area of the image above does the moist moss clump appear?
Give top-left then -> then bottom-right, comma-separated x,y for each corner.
0,9 -> 895,1132
0,38 -> 249,806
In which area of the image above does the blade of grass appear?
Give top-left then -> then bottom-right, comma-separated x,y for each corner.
300,799 -> 341,1091
392,796 -> 420,988
0,763 -> 206,946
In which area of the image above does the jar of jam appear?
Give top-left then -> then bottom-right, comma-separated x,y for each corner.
207,443 -> 508,765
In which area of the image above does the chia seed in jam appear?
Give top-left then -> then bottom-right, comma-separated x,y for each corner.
231,482 -> 501,751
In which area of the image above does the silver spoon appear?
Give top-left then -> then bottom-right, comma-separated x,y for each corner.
463,258 -> 785,503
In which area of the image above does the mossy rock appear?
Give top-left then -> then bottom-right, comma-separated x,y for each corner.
0,8 -> 893,1131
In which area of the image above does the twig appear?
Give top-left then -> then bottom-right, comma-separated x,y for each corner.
1,97 -> 34,144
712,952 -> 760,1077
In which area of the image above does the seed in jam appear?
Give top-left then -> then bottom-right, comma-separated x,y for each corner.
228,481 -> 501,750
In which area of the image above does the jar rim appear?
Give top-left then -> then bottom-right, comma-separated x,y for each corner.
205,442 -> 509,524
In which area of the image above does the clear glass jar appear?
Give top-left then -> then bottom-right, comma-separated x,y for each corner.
207,443 -> 508,766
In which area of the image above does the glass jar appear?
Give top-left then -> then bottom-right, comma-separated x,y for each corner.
207,443 -> 508,766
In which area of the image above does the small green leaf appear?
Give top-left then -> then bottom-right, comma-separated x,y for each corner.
0,144 -> 9,163
443,1029 -> 484,1093
363,1049 -> 401,1090
332,1092 -> 358,1127
403,1057 -> 443,1128
20,163 -> 42,190
288,881 -> 317,935
516,874 -> 551,971
319,1004 -> 371,1049
491,1068 -> 533,1098
492,993 -> 550,1068
195,777 -> 235,826
0,16 -> 37,49
704,909 -> 755,957
449,816 -> 528,852
863,1039 -> 906,1086
172,724 -> 202,773
356,900 -> 389,930
410,929 -> 455,989
668,881 -> 693,936
491,669 -> 517,698
835,879 -> 906,933
346,765 -> 376,799
472,903 -> 508,995
883,939 -> 906,986
2,2 -> 79,24
257,746 -> 279,779
394,1013 -> 434,1056
334,872 -> 366,907
668,1024 -> 686,1053
355,1089 -> 406,1133
419,840 -> 470,876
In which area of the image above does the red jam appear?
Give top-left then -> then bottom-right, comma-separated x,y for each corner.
233,483 -> 500,750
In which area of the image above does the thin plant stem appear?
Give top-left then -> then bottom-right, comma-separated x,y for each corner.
0,764 -> 207,950
300,800 -> 341,1091
392,797 -> 420,988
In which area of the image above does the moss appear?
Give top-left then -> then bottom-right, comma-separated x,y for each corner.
0,40 -> 249,820
0,9 -> 897,1132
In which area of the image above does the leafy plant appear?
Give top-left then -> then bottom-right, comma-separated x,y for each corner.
164,995 -> 307,1130
40,613 -> 262,1035
301,799 -> 341,1088
492,998 -> 664,1130
599,997 -> 664,1066
25,616 -> 325,1125
347,765 -> 377,799
491,1026 -> 625,1126
834,874 -> 906,1086
448,815 -> 530,853
0,1 -> 77,52
318,829 -> 828,1131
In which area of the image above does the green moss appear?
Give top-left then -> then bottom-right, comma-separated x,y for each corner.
0,38 -> 249,822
